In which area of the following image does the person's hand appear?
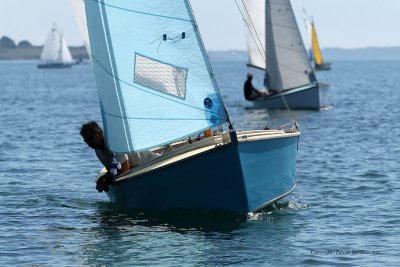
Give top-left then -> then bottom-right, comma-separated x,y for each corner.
95,172 -> 114,192
96,178 -> 104,192
103,172 -> 114,184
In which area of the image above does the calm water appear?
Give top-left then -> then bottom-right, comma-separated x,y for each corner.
1,59 -> 399,266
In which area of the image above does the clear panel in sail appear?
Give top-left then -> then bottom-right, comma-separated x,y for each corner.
134,54 -> 187,99
85,0 -> 228,153
265,0 -> 315,90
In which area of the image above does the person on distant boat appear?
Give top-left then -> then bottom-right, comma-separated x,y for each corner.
80,121 -> 131,192
244,73 -> 268,101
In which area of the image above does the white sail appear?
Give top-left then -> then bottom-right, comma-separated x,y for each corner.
242,0 -> 315,91
40,24 -> 61,62
302,7 -> 313,60
60,33 -> 74,63
69,0 -> 91,57
243,0 -> 266,70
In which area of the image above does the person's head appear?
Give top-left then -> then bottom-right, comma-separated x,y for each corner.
247,73 -> 253,81
80,121 -> 104,149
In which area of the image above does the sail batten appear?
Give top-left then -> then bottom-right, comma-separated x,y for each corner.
85,0 -> 228,153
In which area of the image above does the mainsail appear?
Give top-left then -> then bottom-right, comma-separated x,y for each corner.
40,24 -> 61,62
84,0 -> 229,153
242,0 -> 315,91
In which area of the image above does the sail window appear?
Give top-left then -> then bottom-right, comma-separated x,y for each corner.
134,54 -> 187,99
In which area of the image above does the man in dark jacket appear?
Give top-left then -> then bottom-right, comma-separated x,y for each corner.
244,73 -> 267,100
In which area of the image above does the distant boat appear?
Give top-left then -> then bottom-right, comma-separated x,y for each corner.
240,0 -> 329,109
37,23 -> 74,69
303,9 -> 331,71
79,0 -> 301,213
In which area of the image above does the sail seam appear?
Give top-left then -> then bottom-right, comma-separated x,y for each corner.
101,111 -> 217,121
92,0 -> 192,22
266,40 -> 306,54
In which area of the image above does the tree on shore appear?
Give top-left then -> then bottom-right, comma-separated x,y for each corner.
0,36 -> 17,49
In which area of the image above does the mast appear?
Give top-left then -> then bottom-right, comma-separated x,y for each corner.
58,31 -> 63,62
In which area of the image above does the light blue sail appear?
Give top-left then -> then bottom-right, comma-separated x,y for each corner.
85,0 -> 228,152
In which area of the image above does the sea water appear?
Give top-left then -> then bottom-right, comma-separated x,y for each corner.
0,59 -> 399,266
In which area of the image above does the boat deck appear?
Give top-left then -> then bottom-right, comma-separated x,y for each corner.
104,129 -> 300,182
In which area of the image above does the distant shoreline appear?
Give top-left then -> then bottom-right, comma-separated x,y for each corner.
0,45 -> 89,60
0,36 -> 89,60
2,48 -> 400,61
1,36 -> 400,61
207,48 -> 400,61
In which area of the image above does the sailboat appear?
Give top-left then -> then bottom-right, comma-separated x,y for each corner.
81,0 -> 300,213
37,23 -> 74,69
302,9 -> 331,71
310,19 -> 331,71
240,0 -> 329,109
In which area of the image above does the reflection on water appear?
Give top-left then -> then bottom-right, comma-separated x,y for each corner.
78,201 -> 301,266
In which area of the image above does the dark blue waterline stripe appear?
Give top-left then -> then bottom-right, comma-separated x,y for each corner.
92,55 -> 222,117
92,0 -> 192,22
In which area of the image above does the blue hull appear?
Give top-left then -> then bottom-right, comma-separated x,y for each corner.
106,132 -> 299,213
252,83 -> 329,110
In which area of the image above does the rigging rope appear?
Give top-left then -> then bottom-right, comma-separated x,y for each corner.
235,0 -> 298,128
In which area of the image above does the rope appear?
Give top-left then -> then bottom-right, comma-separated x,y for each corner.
148,28 -> 193,53
234,0 -> 266,63
236,0 -> 298,126
186,0 -> 234,131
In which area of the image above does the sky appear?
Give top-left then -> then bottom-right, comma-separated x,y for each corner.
0,0 -> 399,50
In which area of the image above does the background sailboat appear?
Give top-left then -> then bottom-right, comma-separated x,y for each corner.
80,0 -> 301,213
37,23 -> 74,69
239,0 -> 329,109
303,8 -> 331,71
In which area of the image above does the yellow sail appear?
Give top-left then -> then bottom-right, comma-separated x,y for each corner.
311,22 -> 323,66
